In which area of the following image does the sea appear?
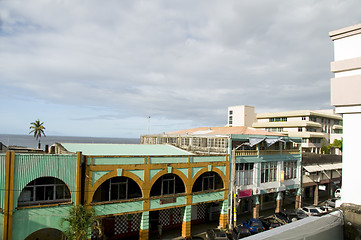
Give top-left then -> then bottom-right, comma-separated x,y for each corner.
0,134 -> 140,149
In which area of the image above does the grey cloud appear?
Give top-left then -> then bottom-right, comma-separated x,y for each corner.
0,0 -> 360,132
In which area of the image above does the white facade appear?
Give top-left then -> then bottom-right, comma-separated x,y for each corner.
227,105 -> 256,127
330,23 -> 361,206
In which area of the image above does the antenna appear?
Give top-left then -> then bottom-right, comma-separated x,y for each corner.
147,116 -> 151,134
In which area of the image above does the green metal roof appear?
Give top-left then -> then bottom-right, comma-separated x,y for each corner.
60,143 -> 193,156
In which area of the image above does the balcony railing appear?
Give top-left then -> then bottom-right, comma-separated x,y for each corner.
235,149 -> 300,156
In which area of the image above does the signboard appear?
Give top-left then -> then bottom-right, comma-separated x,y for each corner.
160,198 -> 177,205
319,185 -> 326,191
238,189 -> 252,198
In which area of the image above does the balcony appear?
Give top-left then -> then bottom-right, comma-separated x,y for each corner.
235,149 -> 300,156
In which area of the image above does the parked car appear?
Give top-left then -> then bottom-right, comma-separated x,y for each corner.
299,206 -> 322,216
259,217 -> 282,230
241,219 -> 265,234
274,211 -> 293,224
228,225 -> 252,239
295,209 -> 309,219
318,205 -> 333,213
325,198 -> 338,208
206,229 -> 228,240
334,188 -> 342,198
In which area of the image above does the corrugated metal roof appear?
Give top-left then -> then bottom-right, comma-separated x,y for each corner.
59,143 -> 193,156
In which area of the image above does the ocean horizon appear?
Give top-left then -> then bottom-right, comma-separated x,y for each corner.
0,134 -> 140,149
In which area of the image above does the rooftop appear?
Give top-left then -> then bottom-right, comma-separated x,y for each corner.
58,143 -> 193,156
165,126 -> 283,136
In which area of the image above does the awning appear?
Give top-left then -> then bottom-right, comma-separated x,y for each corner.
249,137 -> 266,147
265,138 -> 280,147
304,163 -> 342,173
303,165 -> 323,172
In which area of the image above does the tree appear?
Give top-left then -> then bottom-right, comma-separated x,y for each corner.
29,119 -> 46,149
61,205 -> 103,240
329,138 -> 343,153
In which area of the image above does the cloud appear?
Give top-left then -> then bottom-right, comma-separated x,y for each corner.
0,0 -> 360,137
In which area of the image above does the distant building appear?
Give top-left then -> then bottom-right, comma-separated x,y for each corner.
142,126 -> 302,221
330,23 -> 361,207
227,105 -> 343,154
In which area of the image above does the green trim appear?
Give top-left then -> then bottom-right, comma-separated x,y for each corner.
129,170 -> 144,181
140,211 -> 149,230
117,168 -> 123,176
183,205 -> 191,222
92,171 -> 111,185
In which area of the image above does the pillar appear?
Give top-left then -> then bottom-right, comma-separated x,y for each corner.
252,195 -> 260,219
182,205 -> 192,238
275,192 -> 282,213
295,188 -> 301,209
219,200 -> 228,229
139,211 -> 149,240
314,184 -> 319,206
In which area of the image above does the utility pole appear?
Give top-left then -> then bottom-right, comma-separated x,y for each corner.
147,116 -> 151,134
230,149 -> 236,230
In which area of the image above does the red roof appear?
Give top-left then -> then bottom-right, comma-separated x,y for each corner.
166,126 -> 284,136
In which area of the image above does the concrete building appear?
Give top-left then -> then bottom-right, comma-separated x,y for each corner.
227,105 -> 343,154
0,152 -> 81,240
330,23 -> 361,207
141,126 -> 302,223
1,144 -> 229,240
55,143 -> 229,240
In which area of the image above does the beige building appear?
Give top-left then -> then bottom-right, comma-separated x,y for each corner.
227,105 -> 343,154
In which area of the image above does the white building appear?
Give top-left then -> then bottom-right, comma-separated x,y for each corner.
330,23 -> 361,206
227,105 -> 343,154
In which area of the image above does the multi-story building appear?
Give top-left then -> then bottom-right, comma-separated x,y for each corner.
0,152 -> 81,240
54,143 -> 229,240
329,22 -> 361,239
1,144 -> 229,240
227,105 -> 343,154
141,126 -> 302,221
330,23 -> 361,208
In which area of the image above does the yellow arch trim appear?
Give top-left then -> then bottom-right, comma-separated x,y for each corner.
90,170 -> 144,202
149,168 -> 188,194
191,167 -> 226,188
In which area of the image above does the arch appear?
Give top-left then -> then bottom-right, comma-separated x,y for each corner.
25,228 -> 65,240
18,176 -> 71,207
149,171 -> 186,197
192,171 -> 224,193
149,168 -> 188,187
92,175 -> 142,203
191,166 -> 226,187
90,170 -> 144,201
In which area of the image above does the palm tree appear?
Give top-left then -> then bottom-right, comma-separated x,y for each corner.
61,205 -> 103,240
29,119 -> 46,149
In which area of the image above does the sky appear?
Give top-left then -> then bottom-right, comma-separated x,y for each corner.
0,0 -> 360,138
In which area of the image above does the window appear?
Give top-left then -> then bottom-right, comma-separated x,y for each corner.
302,117 -> 306,120
298,127 -> 303,132
270,117 -> 287,122
284,161 -> 297,180
92,176 -> 142,203
150,174 -> 185,196
229,116 -> 233,125
302,138 -> 308,143
261,162 -> 277,183
310,138 -> 321,144
229,110 -> 233,115
236,163 -> 254,186
18,177 -> 71,206
309,116 -> 317,122
192,172 -> 223,192
110,177 -> 128,200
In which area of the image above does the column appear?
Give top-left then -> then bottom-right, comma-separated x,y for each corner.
182,205 -> 192,238
219,200 -> 228,229
275,192 -> 282,213
139,211 -> 149,240
295,188 -> 302,209
314,184 -> 319,206
252,195 -> 260,219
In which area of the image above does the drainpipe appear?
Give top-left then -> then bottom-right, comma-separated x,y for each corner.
230,149 -> 236,230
